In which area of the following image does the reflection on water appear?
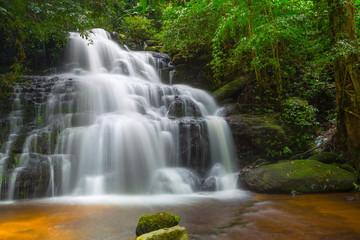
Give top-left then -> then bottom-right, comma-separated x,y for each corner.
0,192 -> 359,240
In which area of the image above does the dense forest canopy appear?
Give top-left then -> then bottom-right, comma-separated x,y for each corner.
1,0 -> 360,170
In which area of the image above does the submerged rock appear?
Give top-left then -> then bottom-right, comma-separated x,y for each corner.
245,160 -> 356,194
136,212 -> 181,236
136,226 -> 189,240
200,176 -> 217,192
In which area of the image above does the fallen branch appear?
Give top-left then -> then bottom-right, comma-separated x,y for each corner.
289,145 -> 322,160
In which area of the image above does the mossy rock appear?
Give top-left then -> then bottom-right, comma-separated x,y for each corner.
213,76 -> 248,102
145,46 -> 167,53
308,152 -> 346,164
226,114 -> 288,164
337,163 -> 359,180
136,226 -> 189,240
136,212 -> 181,236
245,160 -> 356,193
171,51 -> 210,65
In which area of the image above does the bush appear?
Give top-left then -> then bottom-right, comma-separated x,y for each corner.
278,97 -> 319,151
119,16 -> 155,45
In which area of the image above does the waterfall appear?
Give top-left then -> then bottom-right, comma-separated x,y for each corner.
0,29 -> 238,199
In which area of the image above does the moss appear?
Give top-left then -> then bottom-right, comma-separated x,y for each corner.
136,212 -> 181,236
338,163 -> 359,180
308,152 -> 345,164
213,76 -> 248,101
136,226 -> 188,240
144,46 -> 167,53
245,160 -> 356,193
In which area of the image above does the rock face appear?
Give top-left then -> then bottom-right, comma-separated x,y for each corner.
213,76 -> 248,103
169,52 -> 214,91
225,114 -> 288,166
136,212 -> 181,237
245,160 -> 356,193
136,226 -> 189,240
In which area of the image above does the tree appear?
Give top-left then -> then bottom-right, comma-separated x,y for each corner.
329,0 -> 360,170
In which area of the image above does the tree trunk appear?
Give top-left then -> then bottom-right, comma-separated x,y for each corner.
329,0 -> 360,170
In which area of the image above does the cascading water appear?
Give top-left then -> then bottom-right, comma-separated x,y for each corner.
0,29 -> 237,200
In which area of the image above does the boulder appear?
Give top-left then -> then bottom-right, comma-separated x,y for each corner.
226,114 -> 288,165
213,76 -> 248,102
136,226 -> 189,240
200,176 -> 217,192
308,152 -> 346,164
245,160 -> 356,194
136,212 -> 181,236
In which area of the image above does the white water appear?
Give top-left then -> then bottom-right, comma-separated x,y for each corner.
2,29 -> 238,199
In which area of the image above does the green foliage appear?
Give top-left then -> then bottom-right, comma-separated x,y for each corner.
120,16 -> 156,42
0,0 -> 95,93
278,97 -> 319,151
160,0 -> 231,54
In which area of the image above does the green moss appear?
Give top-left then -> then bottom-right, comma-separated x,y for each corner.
144,46 -> 167,53
136,212 -> 181,236
136,226 -> 188,240
308,152 -> 345,164
213,76 -> 248,101
245,160 -> 357,193
338,163 -> 359,180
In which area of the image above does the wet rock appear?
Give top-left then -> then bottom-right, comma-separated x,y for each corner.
5,154 -> 65,200
136,226 -> 189,240
167,95 -> 202,118
178,119 -> 210,170
226,114 -> 288,166
136,212 -> 181,236
200,176 -> 217,192
245,160 -> 357,194
345,196 -> 356,201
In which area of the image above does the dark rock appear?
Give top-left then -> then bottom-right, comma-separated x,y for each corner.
345,196 -> 356,201
177,119 -> 210,170
136,212 -> 181,236
200,176 -> 217,191
245,160 -> 356,194
226,114 -> 288,166
170,52 -> 214,90
167,95 -> 202,118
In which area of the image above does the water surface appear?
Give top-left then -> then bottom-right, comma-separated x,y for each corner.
1,191 -> 359,240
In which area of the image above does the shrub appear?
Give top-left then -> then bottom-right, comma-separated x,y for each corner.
120,16 -> 155,42
278,97 -> 319,151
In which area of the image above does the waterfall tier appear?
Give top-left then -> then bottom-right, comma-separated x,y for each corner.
0,29 -> 237,200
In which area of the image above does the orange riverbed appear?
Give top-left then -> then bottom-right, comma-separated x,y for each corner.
0,192 -> 359,240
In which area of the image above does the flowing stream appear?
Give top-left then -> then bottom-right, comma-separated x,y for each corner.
0,29 -> 237,200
